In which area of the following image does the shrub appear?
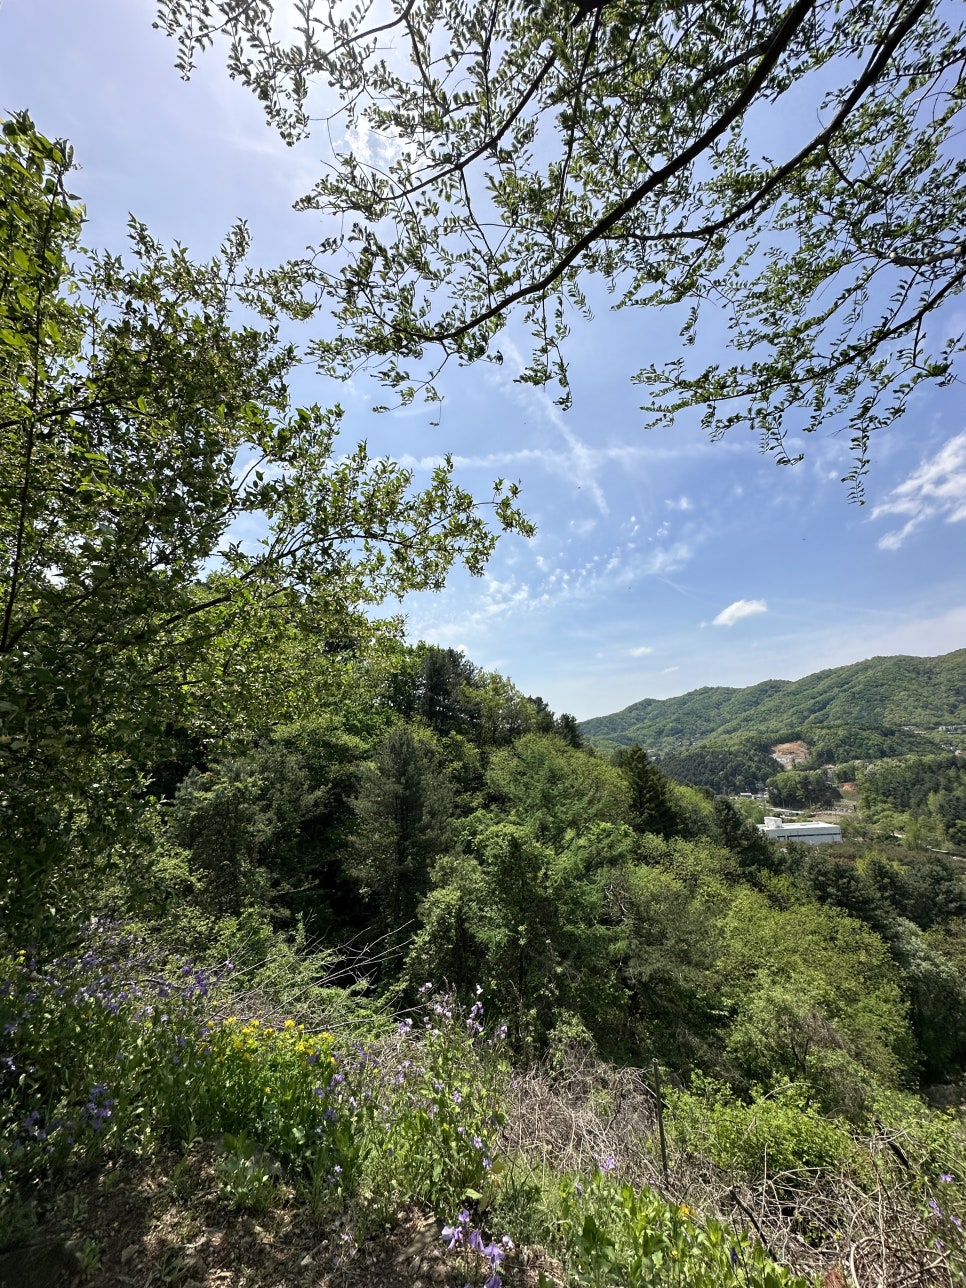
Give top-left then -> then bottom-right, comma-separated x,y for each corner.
554,1158 -> 812,1287
0,937 -> 510,1235
667,1079 -> 857,1181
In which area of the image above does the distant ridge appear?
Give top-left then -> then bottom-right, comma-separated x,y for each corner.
580,649 -> 966,752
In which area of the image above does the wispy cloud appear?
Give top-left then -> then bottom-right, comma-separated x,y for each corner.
872,431 -> 966,550
407,533 -> 701,645
665,495 -> 693,511
645,542 -> 693,575
712,598 -> 768,627
460,339 -> 737,516
569,518 -> 597,536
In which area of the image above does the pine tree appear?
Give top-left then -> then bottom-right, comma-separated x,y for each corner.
620,745 -> 676,837
349,727 -> 452,930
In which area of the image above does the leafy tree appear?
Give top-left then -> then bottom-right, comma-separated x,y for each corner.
901,856 -> 966,929
665,782 -> 717,841
486,733 -> 630,844
165,760 -> 266,918
659,742 -> 778,796
853,851 -> 966,932
766,769 -> 837,809
785,847 -> 894,936
435,733 -> 487,816
407,818 -> 632,1053
718,889 -> 915,1112
407,734 -> 642,1050
404,852 -> 490,991
886,919 -> 966,1085
608,861 -> 722,1068
157,0 -> 966,491
381,644 -> 556,750
415,646 -> 479,736
461,670 -> 542,749
710,796 -> 778,871
527,695 -> 557,736
552,713 -> 583,749
0,114 -> 529,939
936,784 -> 966,848
413,646 -> 540,747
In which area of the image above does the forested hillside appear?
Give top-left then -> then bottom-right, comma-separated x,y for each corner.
8,623 -> 966,1285
581,649 -> 966,751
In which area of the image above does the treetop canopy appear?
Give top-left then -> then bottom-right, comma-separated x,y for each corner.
155,0 -> 966,496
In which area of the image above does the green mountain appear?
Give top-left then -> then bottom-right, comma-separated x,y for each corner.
581,649 -> 966,752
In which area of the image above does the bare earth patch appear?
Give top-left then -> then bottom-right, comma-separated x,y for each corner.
770,741 -> 811,769
8,1146 -> 555,1288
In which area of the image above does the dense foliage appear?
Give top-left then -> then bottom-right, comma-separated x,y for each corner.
0,113 -> 531,941
658,739 -> 780,796
857,754 -> 966,849
6,643 -> 966,1281
28,643 -> 966,1106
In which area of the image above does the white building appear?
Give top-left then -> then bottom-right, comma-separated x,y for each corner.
757,817 -> 843,845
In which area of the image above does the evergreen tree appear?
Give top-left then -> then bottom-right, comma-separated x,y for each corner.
349,727 -> 452,931
162,716 -> 365,929
553,713 -> 583,749
527,696 -> 556,735
620,745 -> 676,837
416,647 -> 479,736
711,796 -> 777,871
166,762 -> 263,917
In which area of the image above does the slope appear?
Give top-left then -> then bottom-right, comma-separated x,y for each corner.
580,649 -> 966,751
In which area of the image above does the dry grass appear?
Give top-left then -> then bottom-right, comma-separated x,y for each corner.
500,1046 -> 963,1288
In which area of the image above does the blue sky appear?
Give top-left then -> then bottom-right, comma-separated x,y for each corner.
2,0 -> 964,720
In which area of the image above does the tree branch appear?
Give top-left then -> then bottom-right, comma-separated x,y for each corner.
397,0 -> 823,344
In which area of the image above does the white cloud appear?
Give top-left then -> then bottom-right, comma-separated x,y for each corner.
665,495 -> 693,511
712,598 -> 768,627
872,431 -> 966,550
406,533 -> 701,646
662,666 -> 680,674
